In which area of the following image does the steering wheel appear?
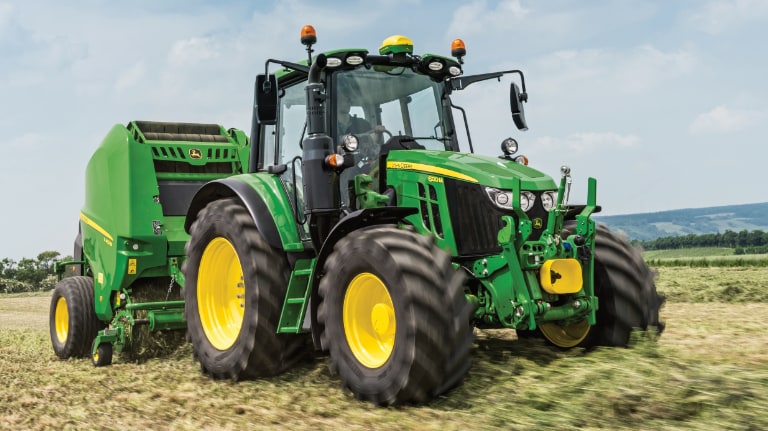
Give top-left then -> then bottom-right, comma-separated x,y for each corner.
359,126 -> 392,144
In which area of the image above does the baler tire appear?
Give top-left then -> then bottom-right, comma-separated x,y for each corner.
49,276 -> 101,359
91,343 -> 113,367
184,198 -> 306,380
561,222 -> 665,347
318,226 -> 472,406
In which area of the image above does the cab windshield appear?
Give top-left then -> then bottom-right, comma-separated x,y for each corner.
332,67 -> 457,151
261,65 -> 459,232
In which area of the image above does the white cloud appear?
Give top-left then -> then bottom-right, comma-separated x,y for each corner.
114,60 -> 146,93
533,132 -> 640,153
447,0 -> 529,36
0,3 -> 12,31
7,132 -> 48,151
168,36 -> 220,66
614,45 -> 695,93
690,0 -> 768,34
689,105 -> 764,134
532,44 -> 696,99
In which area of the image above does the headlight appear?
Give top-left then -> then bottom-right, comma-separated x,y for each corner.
341,134 -> 359,152
484,187 -> 513,210
520,191 -> 535,212
541,191 -> 556,212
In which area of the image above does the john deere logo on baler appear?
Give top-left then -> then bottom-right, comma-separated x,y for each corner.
189,149 -> 202,159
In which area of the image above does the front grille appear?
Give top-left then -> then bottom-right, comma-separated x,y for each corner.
444,179 -> 551,258
445,179 -> 506,257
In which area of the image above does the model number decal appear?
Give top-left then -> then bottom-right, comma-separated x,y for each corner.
388,162 -> 413,169
427,175 -> 443,183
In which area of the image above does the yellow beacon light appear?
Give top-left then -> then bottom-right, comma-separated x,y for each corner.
300,25 -> 317,46
451,38 -> 466,63
379,35 -> 414,55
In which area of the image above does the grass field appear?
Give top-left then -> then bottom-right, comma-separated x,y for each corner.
643,247 -> 736,259
2,266 -> 768,430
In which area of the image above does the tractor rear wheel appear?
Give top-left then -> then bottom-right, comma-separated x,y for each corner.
49,276 -> 101,359
318,226 -> 472,406
544,222 -> 664,348
184,198 -> 306,380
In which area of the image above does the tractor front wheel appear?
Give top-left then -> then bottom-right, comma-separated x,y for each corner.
184,198 -> 305,380
49,276 -> 101,359
546,222 -> 664,348
318,226 -> 472,406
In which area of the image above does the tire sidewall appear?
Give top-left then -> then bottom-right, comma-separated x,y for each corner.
49,276 -> 97,358
185,211 -> 254,372
321,232 -> 424,398
49,284 -> 72,356
184,199 -> 288,378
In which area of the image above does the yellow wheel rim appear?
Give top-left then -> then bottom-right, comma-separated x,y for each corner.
343,273 -> 396,368
197,237 -> 245,351
54,296 -> 69,344
539,319 -> 590,348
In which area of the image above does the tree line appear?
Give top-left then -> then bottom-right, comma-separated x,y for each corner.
0,251 -> 67,294
634,229 -> 768,254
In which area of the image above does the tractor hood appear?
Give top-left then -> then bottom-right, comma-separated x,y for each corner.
385,149 -> 557,190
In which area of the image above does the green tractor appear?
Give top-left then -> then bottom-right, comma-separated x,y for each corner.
51,26 -> 663,406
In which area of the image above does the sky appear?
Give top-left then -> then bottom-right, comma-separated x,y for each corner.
1,0 -> 766,260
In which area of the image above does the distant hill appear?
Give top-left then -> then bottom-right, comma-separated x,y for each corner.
595,202 -> 768,241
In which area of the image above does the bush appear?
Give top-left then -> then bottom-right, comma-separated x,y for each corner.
0,278 -> 33,294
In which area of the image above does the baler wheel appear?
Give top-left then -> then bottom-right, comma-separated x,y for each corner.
49,276 -> 101,359
318,226 -> 472,406
184,198 -> 306,380
91,343 -> 113,367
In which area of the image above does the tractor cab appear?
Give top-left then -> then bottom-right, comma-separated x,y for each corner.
252,32 -> 481,240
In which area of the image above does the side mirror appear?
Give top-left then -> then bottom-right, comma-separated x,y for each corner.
510,82 -> 528,131
255,74 -> 278,125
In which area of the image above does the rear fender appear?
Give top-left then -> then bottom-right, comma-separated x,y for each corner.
185,174 -> 304,251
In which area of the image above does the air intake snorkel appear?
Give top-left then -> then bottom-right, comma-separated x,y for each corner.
301,54 -> 337,245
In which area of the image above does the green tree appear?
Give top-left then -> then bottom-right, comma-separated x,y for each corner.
36,251 -> 60,274
4,251 -> 62,291
0,257 -> 16,279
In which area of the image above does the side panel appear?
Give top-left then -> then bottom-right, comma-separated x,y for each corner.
81,125 -> 167,319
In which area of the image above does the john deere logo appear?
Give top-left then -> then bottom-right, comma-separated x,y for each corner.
189,149 -> 202,159
533,218 -> 543,229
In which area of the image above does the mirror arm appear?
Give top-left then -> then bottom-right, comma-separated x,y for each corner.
263,59 -> 310,89
449,69 -> 527,100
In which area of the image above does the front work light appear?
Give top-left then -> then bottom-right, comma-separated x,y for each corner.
501,138 -> 518,155
341,134 -> 359,152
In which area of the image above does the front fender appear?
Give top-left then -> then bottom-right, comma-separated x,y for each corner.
308,206 -> 417,349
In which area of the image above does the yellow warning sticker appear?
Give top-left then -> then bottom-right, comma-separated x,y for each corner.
128,258 -> 137,275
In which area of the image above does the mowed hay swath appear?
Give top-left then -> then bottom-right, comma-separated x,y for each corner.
1,266 -> 768,430
117,278 -> 187,363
